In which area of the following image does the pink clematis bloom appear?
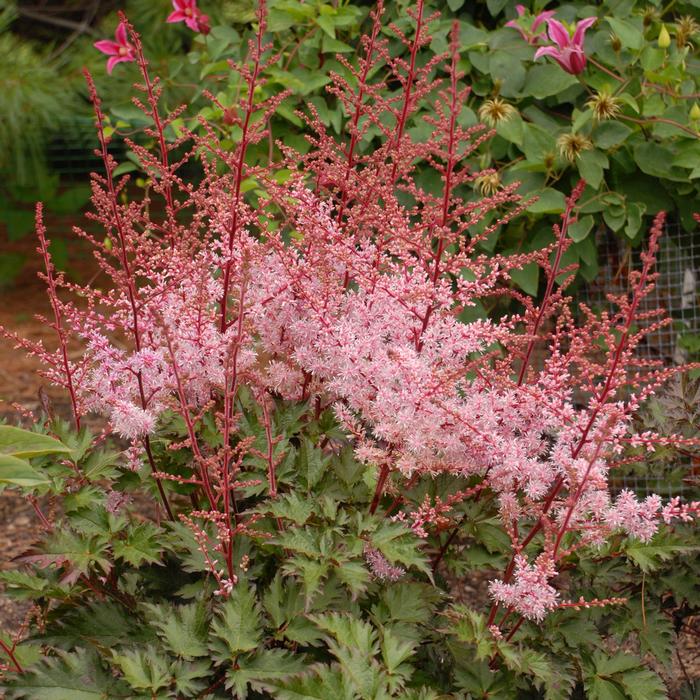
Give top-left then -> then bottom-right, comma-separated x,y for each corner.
167,0 -> 210,34
94,22 -> 136,75
534,17 -> 597,75
505,5 -> 556,45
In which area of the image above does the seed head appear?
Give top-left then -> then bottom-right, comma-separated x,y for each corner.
478,98 -> 517,127
557,132 -> 593,162
609,33 -> 622,52
641,7 -> 659,28
586,90 -> 622,121
676,16 -> 699,48
475,172 -> 502,196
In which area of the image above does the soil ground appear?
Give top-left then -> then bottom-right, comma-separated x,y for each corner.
0,227 -> 698,696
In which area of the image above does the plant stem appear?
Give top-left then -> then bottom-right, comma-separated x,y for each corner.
0,639 -> 23,674
369,464 -> 390,515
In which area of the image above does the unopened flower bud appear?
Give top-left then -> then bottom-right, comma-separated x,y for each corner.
690,102 -> 700,121
658,24 -> 671,48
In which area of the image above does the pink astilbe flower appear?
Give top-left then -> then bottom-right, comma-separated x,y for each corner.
364,545 -> 405,582
94,22 -> 136,74
167,0 -> 210,34
605,490 -> 662,542
662,497 -> 700,524
534,16 -> 597,74
505,5 -> 555,44
489,555 -> 559,622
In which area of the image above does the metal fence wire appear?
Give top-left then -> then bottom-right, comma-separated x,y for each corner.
582,223 -> 700,498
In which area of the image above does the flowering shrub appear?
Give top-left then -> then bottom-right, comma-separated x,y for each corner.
0,3 -> 699,698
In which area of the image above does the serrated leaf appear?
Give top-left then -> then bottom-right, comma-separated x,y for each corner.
274,664 -> 354,700
370,521 -> 429,574
113,522 -> 163,567
619,668 -> 667,700
226,649 -> 306,697
170,658 -> 211,696
210,584 -> 262,657
145,601 -> 209,659
381,628 -> 415,676
17,530 -> 111,585
624,538 -> 695,572
4,648 -> 131,699
112,645 -> 170,692
335,560 -> 370,599
44,601 -> 154,648
268,492 -> 315,525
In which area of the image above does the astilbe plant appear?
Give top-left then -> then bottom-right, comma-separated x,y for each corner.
1,2 -> 699,698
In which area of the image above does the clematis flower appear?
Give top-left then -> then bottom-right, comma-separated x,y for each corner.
94,22 -> 135,75
167,0 -> 210,34
505,5 -> 556,45
534,17 -> 597,75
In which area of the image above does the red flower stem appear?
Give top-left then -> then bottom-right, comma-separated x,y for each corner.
369,463 -> 390,515
35,205 -> 81,432
504,615 -> 524,642
260,398 -> 277,499
389,0 -> 425,185
488,213 -> 664,627
336,1 -> 383,229
219,13 -> 265,334
431,513 -> 466,571
85,68 -> 174,521
416,21 -> 460,351
161,328 -> 217,512
0,639 -> 23,674
121,13 -> 176,245
516,182 -> 582,386
27,495 -> 52,532
359,4 -> 425,512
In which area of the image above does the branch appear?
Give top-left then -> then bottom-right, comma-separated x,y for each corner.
17,7 -> 100,37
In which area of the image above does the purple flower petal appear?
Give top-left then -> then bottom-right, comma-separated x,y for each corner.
115,22 -> 128,47
94,40 -> 119,56
546,18 -> 570,49
572,17 -> 597,47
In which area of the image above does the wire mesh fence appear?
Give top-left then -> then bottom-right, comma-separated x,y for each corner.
582,223 -> 700,498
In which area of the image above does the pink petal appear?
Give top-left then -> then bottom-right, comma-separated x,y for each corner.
546,19 -> 571,49
198,14 -> 211,34
94,40 -> 119,56
115,22 -> 128,47
172,0 -> 187,9
533,45 -> 562,61
167,10 -> 187,22
566,47 -> 587,74
532,10 -> 556,33
572,17 -> 597,47
515,4 -> 526,16
185,16 -> 200,31
106,55 -> 122,74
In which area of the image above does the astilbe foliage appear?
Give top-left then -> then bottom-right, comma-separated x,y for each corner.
1,2 -> 699,697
